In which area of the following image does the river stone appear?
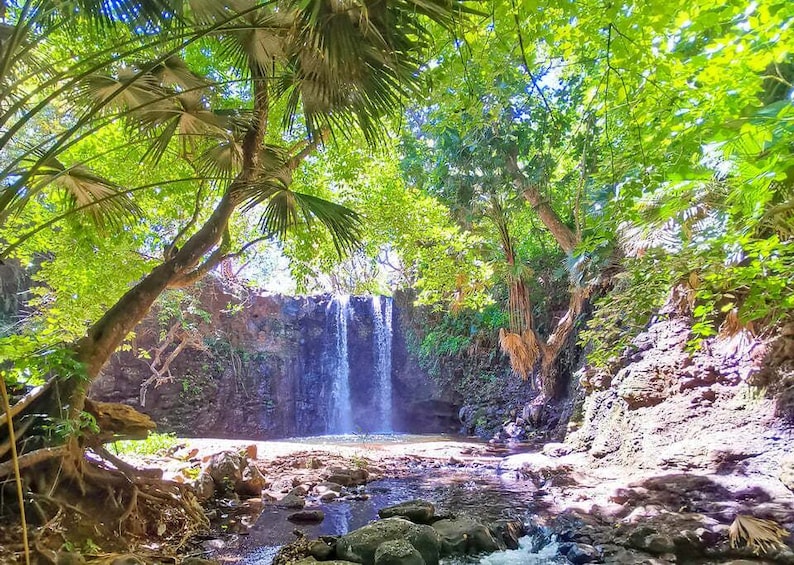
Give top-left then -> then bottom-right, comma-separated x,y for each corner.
207,451 -> 243,492
374,539 -> 426,565
378,500 -> 436,524
489,519 -> 525,550
236,463 -> 267,497
558,542 -> 601,564
192,471 -> 216,501
288,509 -> 325,524
336,517 -> 440,565
432,517 -> 502,556
309,539 -> 335,560
278,493 -> 306,509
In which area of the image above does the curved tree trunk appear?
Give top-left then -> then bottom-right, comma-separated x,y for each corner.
502,150 -> 591,398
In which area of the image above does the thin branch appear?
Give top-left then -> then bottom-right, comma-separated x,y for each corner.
510,0 -> 559,126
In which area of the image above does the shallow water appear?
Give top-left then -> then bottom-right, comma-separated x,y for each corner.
217,463 -> 549,565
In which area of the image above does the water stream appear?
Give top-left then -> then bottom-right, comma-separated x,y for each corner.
327,295 -> 353,434
214,438 -> 561,565
372,296 -> 393,432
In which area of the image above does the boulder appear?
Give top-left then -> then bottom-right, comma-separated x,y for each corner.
309,539 -> 335,560
432,517 -> 502,556
489,519 -> 525,550
236,463 -> 267,498
288,510 -> 326,524
207,451 -> 243,492
558,542 -> 601,564
374,540 -> 426,565
378,500 -> 435,524
336,517 -> 440,565
278,493 -> 306,509
542,442 -> 573,457
191,471 -> 216,501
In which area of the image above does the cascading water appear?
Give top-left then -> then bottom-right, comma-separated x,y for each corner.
372,296 -> 393,432
327,295 -> 353,434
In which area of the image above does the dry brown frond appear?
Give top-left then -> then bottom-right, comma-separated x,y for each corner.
499,328 -> 539,382
729,515 -> 789,554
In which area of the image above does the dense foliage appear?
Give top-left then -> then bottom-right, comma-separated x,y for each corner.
1,0 -> 792,402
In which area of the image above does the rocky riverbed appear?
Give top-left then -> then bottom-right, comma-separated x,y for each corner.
114,434 -> 794,564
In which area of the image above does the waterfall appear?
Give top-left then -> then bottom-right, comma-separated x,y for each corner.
372,295 -> 393,432
327,295 -> 353,434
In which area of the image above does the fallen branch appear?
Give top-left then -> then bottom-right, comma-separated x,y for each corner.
0,381 -> 52,428
0,445 -> 69,478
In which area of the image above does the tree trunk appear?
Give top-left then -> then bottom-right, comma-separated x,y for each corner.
67,189 -> 238,416
503,150 -> 589,397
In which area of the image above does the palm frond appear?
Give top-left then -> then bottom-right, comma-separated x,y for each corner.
729,515 -> 789,555
24,152 -> 141,229
499,327 -> 539,382
242,171 -> 362,256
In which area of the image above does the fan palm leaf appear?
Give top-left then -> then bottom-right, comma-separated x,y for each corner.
24,152 -> 141,229
256,188 -> 362,255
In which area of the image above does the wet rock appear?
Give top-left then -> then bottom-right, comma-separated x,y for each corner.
207,451 -> 243,492
317,481 -> 345,493
336,517 -> 440,565
278,493 -> 306,509
320,491 -> 339,502
327,473 -> 353,486
627,528 -> 675,554
489,519 -> 525,550
182,559 -> 220,565
502,421 -> 525,440
192,471 -> 216,501
374,539 -> 426,565
290,485 -> 309,496
432,517 -> 502,556
558,542 -> 601,564
378,500 -> 436,524
288,509 -> 326,524
309,539 -> 335,560
236,463 -> 267,498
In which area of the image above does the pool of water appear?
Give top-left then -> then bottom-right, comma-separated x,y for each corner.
213,463 -> 556,564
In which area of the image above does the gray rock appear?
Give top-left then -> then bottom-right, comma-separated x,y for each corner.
336,517 -> 440,565
288,509 -> 325,524
432,517 -> 503,556
559,542 -> 601,564
309,539 -> 335,560
207,451 -> 243,492
374,539 -> 426,565
489,519 -> 525,550
378,500 -> 436,524
192,471 -> 216,501
278,493 -> 306,509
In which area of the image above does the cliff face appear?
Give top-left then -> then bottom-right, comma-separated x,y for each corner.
91,285 -> 460,439
567,305 -> 793,476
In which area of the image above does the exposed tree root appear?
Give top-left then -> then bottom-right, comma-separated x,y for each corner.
1,387 -> 208,563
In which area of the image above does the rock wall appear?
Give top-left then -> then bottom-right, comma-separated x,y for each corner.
91,284 -> 460,439
567,297 -> 793,474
